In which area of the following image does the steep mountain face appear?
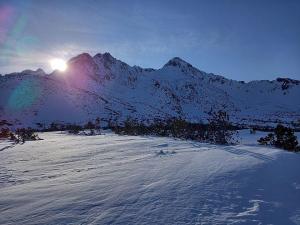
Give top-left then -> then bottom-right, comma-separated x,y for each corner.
0,52 -> 300,128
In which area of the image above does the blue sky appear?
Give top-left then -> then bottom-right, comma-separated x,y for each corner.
0,0 -> 299,81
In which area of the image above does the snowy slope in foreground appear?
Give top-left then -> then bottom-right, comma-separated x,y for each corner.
1,132 -> 300,224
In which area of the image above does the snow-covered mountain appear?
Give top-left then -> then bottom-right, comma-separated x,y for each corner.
0,52 -> 300,128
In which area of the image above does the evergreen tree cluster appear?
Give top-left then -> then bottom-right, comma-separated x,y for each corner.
258,124 -> 299,152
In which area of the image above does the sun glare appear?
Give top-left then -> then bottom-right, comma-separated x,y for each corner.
50,58 -> 67,72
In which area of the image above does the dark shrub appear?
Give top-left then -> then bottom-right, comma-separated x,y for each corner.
0,128 -> 11,139
274,125 -> 298,151
15,128 -> 40,143
258,133 -> 274,146
48,122 -> 60,131
67,124 -> 83,134
83,118 -> 101,135
84,121 -> 96,130
258,124 -> 299,151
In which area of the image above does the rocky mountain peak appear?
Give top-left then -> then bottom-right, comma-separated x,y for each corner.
163,57 -> 193,68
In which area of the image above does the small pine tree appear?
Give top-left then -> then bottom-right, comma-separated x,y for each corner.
207,110 -> 236,144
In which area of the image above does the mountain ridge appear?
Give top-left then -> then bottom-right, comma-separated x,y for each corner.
0,52 -> 299,129
1,53 -> 298,84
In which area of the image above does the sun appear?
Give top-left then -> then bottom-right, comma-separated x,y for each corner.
50,58 -> 67,72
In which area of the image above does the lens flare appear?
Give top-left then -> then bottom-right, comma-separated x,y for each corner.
8,78 -> 41,111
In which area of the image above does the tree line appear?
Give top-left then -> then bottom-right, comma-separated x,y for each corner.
1,113 -> 299,151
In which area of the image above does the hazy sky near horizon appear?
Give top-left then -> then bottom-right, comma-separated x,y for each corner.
0,0 -> 299,81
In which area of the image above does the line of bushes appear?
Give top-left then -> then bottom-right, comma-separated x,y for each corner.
1,116 -> 299,151
109,111 -> 238,145
0,118 -> 102,143
44,118 -> 101,135
0,127 -> 41,143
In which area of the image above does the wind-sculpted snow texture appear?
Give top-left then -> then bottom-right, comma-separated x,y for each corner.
0,130 -> 300,224
0,52 -> 300,128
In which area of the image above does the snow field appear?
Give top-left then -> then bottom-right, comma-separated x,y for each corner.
0,131 -> 300,224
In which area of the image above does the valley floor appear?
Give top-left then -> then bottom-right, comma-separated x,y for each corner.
0,131 -> 300,225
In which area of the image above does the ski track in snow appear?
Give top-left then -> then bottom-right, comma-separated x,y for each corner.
0,130 -> 300,225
